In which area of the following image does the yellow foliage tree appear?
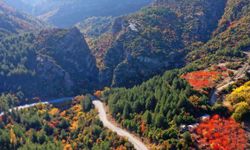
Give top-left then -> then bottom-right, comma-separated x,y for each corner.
63,144 -> 73,150
225,81 -> 250,121
94,90 -> 102,97
49,108 -> 60,116
10,128 -> 17,145
226,81 -> 250,106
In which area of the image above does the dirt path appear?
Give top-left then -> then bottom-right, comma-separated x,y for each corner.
93,100 -> 148,150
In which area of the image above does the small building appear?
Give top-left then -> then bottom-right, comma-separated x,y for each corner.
200,114 -> 210,122
180,124 -> 188,132
188,123 -> 199,132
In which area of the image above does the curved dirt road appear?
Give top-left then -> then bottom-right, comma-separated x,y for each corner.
0,98 -> 148,150
92,100 -> 148,150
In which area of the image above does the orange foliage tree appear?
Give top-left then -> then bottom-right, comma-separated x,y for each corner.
140,121 -> 146,133
194,115 -> 247,150
94,90 -> 102,97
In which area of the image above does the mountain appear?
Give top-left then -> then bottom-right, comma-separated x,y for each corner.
90,0 -> 227,88
0,1 -> 47,39
0,28 -> 98,99
100,1 -> 250,149
4,0 -> 152,27
187,0 -> 250,63
0,2 -> 99,99
0,0 -> 250,149
2,0 -> 249,97
76,16 -> 114,39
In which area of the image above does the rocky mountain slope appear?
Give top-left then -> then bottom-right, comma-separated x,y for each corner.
4,0 -> 152,27
100,1 -> 250,149
1,0 -> 250,98
187,0 -> 250,63
0,28 -> 98,98
90,0 -> 227,88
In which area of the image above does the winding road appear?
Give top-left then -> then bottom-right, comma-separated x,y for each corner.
93,100 -> 148,150
0,98 -> 148,150
0,97 -> 73,116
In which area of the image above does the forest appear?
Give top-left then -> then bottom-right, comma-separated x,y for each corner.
0,0 -> 250,149
0,96 -> 133,150
101,69 -> 211,149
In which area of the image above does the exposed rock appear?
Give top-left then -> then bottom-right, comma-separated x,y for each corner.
0,28 -> 99,98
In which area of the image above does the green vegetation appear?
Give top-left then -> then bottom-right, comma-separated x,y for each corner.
187,0 -> 250,67
0,28 -> 98,99
0,96 -> 134,150
0,93 -> 20,112
0,0 -> 250,149
98,0 -> 229,88
102,70 -> 208,148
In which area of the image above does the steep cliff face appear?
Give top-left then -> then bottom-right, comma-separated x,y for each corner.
0,28 -> 98,98
36,28 -> 99,95
96,0 -> 227,88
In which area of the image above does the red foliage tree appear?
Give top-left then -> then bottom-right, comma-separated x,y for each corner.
182,71 -> 221,91
193,115 -> 247,150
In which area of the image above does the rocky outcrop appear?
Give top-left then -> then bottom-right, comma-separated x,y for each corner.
0,28 -> 99,98
36,28 -> 99,95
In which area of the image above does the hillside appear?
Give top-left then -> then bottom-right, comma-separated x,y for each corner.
90,0 -> 227,88
101,64 -> 250,149
97,0 -> 250,148
1,0 -> 249,99
0,28 -> 98,99
0,0 -> 250,149
0,1 -> 47,39
187,0 -> 250,65
4,0 -> 152,27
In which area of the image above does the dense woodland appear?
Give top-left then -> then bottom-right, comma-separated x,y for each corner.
98,1 -> 227,87
0,0 -> 250,149
101,65 -> 250,148
102,69 -> 211,149
0,96 -> 133,150
0,29 -> 99,98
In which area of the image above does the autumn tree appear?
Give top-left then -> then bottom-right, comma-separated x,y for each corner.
194,115 -> 247,150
